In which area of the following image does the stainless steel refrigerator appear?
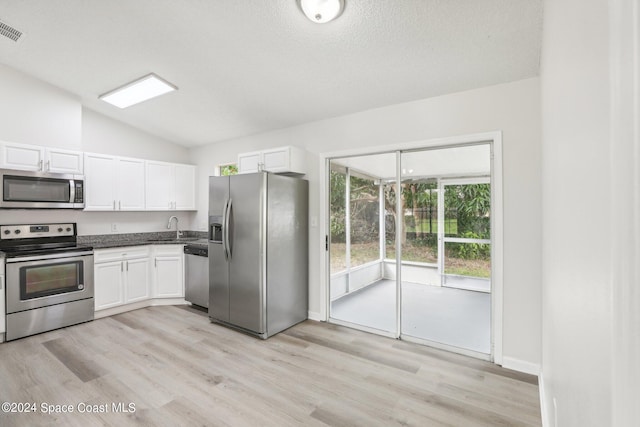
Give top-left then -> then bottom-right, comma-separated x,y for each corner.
208,172 -> 308,339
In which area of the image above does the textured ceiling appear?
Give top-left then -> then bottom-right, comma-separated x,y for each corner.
0,0 -> 542,147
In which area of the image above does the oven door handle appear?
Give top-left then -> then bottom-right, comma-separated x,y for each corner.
4,251 -> 94,263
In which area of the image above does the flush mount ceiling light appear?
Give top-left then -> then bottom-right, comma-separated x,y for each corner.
99,73 -> 177,108
299,0 -> 344,24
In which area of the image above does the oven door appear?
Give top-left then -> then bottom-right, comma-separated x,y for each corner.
5,252 -> 94,314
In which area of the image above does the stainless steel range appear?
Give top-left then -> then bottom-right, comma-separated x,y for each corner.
0,223 -> 94,341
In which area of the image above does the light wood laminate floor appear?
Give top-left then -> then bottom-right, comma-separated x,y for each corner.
0,306 -> 541,426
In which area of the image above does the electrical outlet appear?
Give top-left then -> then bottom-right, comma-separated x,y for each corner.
111,223 -> 118,232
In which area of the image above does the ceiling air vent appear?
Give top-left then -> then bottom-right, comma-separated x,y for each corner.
0,20 -> 22,42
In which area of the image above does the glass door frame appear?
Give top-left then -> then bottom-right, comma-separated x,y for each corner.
438,176 -> 492,289
320,132 -> 503,364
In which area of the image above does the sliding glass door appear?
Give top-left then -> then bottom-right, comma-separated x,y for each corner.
328,153 -> 397,336
328,143 -> 493,357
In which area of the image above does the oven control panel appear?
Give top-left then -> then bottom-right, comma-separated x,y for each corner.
0,223 -> 76,240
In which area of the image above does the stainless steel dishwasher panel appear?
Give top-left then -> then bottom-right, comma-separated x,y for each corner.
184,245 -> 209,308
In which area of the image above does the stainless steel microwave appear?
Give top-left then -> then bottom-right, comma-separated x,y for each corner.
0,169 -> 84,209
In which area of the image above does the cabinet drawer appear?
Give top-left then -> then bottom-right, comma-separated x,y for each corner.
152,244 -> 183,257
94,246 -> 150,263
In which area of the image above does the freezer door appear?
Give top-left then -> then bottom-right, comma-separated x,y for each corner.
228,173 -> 266,333
209,176 -> 230,322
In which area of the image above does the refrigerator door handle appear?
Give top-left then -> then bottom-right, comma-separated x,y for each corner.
225,198 -> 233,259
222,198 -> 229,261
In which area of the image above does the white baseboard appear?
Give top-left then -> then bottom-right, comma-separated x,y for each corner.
94,298 -> 188,319
538,371 -> 549,427
501,356 -> 541,376
307,311 -> 323,321
151,298 -> 187,307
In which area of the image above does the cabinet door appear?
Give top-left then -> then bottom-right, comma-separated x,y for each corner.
84,153 -> 116,211
0,142 -> 43,171
174,164 -> 195,210
154,256 -> 184,298
94,261 -> 125,310
117,158 -> 146,210
125,257 -> 150,303
238,151 -> 262,174
46,148 -> 83,174
262,147 -> 290,173
263,146 -> 306,175
146,161 -> 174,210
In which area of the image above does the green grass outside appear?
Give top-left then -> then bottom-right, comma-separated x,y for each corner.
405,218 -> 457,234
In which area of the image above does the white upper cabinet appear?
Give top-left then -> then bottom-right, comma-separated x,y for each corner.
145,161 -> 175,210
174,164 -> 196,210
84,153 -> 145,211
117,157 -> 146,211
146,161 -> 196,211
237,151 -> 262,174
84,153 -> 117,211
0,141 -> 83,174
0,142 -> 43,171
238,146 -> 306,175
45,148 -> 84,174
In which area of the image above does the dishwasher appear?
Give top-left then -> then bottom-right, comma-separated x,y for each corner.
184,243 -> 209,308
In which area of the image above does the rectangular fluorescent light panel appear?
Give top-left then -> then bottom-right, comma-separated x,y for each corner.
99,73 -> 177,108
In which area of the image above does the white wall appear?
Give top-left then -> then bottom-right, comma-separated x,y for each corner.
82,108 -> 189,163
0,64 -> 81,149
189,77 -> 542,368
0,64 -> 193,235
541,0 -> 640,425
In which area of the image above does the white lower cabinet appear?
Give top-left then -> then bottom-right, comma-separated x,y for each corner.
94,261 -> 125,310
94,246 -> 151,311
152,245 -> 184,298
124,257 -> 151,303
94,245 -> 184,314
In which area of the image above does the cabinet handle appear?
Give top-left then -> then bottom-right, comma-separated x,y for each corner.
46,160 -> 50,171
113,200 -> 116,211
126,261 -> 129,271
39,160 -> 43,171
155,258 -> 157,268
121,261 -> 123,272
118,200 -> 121,210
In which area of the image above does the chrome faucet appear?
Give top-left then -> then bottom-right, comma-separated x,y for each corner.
167,215 -> 182,239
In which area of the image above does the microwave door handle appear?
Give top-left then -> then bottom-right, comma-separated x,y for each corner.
69,179 -> 76,203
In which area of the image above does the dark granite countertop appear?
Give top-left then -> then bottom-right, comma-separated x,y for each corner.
78,231 -> 208,250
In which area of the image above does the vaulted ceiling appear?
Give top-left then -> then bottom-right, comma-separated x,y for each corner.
0,0 -> 542,147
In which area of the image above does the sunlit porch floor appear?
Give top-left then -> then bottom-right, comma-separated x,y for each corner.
330,279 -> 491,354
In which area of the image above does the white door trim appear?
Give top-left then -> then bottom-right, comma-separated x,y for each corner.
319,131 -> 504,364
